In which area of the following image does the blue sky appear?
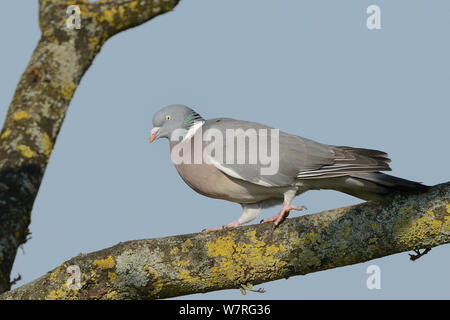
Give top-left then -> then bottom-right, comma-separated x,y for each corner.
1,0 -> 449,299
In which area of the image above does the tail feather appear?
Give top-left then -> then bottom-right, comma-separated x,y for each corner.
333,172 -> 430,201
351,172 -> 429,192
300,145 -> 429,201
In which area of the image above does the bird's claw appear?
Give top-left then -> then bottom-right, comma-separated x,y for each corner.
202,226 -> 225,233
202,220 -> 240,233
260,204 -> 307,228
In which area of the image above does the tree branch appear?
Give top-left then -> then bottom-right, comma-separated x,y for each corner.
1,182 -> 449,300
0,0 -> 180,293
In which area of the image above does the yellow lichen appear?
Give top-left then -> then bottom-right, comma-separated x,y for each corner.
404,216 -> 429,241
265,244 -> 286,256
13,110 -> 31,120
179,270 -> 193,281
42,132 -> 53,159
371,223 -> 378,231
443,216 -> 450,232
181,239 -> 193,253
93,255 -> 115,269
18,145 -> 34,158
395,209 -> 443,245
88,37 -> 101,52
98,3 -> 129,29
1,129 -> 11,139
118,5 -> 126,20
105,290 -> 117,299
87,268 -> 100,284
170,245 -> 210,287
108,272 -> 117,283
102,6 -> 117,26
61,83 -> 76,100
206,230 -> 287,285
305,232 -> 321,244
129,0 -> 138,11
147,268 -> 164,294
177,268 -> 208,287
45,283 -> 77,300
177,259 -> 190,267
446,204 -> 450,214
45,288 -> 66,300
49,265 -> 63,281
290,232 -> 319,249
429,219 -> 443,235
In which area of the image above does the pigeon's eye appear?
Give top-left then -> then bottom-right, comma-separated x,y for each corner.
165,115 -> 172,121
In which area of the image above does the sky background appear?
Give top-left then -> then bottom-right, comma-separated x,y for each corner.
1,0 -> 450,299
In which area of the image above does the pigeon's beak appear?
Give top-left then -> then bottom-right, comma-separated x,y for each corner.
149,127 -> 160,143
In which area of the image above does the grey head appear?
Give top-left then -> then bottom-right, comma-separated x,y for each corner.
149,104 -> 204,143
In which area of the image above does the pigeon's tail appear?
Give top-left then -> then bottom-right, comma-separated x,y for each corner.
338,172 -> 430,201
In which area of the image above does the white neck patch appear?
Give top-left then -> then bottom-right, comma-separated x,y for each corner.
182,121 -> 205,142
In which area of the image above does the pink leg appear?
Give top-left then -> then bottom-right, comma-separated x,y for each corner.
203,220 -> 240,233
261,203 -> 306,227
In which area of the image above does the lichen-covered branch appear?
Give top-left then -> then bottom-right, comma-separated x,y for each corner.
1,182 -> 449,300
0,0 -> 180,293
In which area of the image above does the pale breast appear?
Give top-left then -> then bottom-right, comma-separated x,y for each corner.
170,140 -> 286,203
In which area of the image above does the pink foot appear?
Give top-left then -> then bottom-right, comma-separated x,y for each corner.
203,220 -> 240,233
261,205 -> 306,227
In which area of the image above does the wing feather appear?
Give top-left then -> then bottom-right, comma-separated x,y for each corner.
200,119 -> 391,187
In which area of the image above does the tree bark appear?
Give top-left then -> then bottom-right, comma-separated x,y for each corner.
0,0 -> 180,293
1,182 -> 449,300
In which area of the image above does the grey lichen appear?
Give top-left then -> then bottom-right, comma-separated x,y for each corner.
115,247 -> 151,288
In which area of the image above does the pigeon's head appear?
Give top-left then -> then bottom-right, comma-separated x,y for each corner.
149,104 -> 204,143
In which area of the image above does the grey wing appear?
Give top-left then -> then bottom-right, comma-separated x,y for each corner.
201,118 -> 336,187
202,118 -> 392,187
296,146 -> 391,179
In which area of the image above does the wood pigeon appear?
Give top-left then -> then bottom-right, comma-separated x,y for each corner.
149,104 -> 428,231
